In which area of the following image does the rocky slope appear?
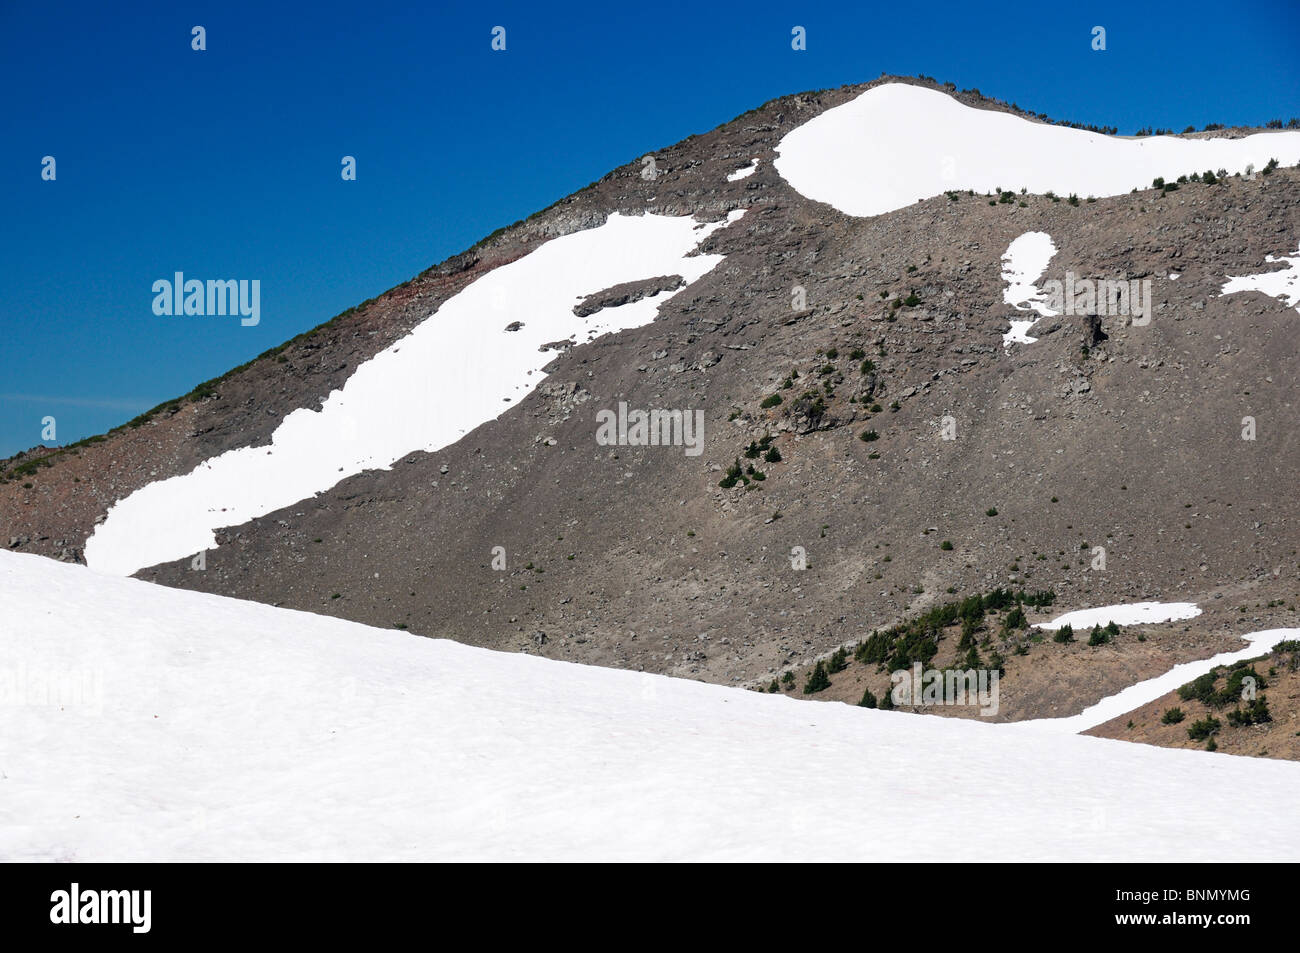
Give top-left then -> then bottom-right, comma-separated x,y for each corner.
5,75 -> 1300,754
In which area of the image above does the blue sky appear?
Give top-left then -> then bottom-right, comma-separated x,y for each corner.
2,0 -> 1297,457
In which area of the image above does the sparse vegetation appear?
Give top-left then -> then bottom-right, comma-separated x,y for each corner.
719,459 -> 745,489
852,588 -> 1054,676
1227,696 -> 1271,726
1178,663 -> 1266,709
1186,716 -> 1221,742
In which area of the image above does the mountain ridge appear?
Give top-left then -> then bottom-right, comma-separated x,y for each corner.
5,74 -> 1300,759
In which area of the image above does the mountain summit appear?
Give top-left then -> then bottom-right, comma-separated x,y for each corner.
5,76 -> 1300,758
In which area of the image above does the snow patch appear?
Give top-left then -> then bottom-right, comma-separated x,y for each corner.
1000,231 -> 1059,345
85,211 -> 744,576
1033,601 -> 1203,630
726,159 -> 759,181
1221,245 -> 1300,313
774,83 -> 1300,218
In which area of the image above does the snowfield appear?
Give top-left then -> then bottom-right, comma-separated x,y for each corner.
3,551 -> 1298,862
774,83 -> 1300,217
84,211 -> 743,577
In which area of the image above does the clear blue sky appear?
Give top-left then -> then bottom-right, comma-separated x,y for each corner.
3,0 -> 1298,458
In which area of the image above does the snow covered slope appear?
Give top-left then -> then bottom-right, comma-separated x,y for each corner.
774,83 -> 1300,217
84,211 -> 743,577
3,551 -> 1297,862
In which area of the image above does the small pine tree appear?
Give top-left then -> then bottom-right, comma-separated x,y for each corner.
858,688 -> 878,709
1227,695 -> 1272,726
1187,715 -> 1221,741
1251,695 -> 1273,723
1053,624 -> 1075,644
1161,707 -> 1185,725
719,458 -> 745,489
803,661 -> 831,694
